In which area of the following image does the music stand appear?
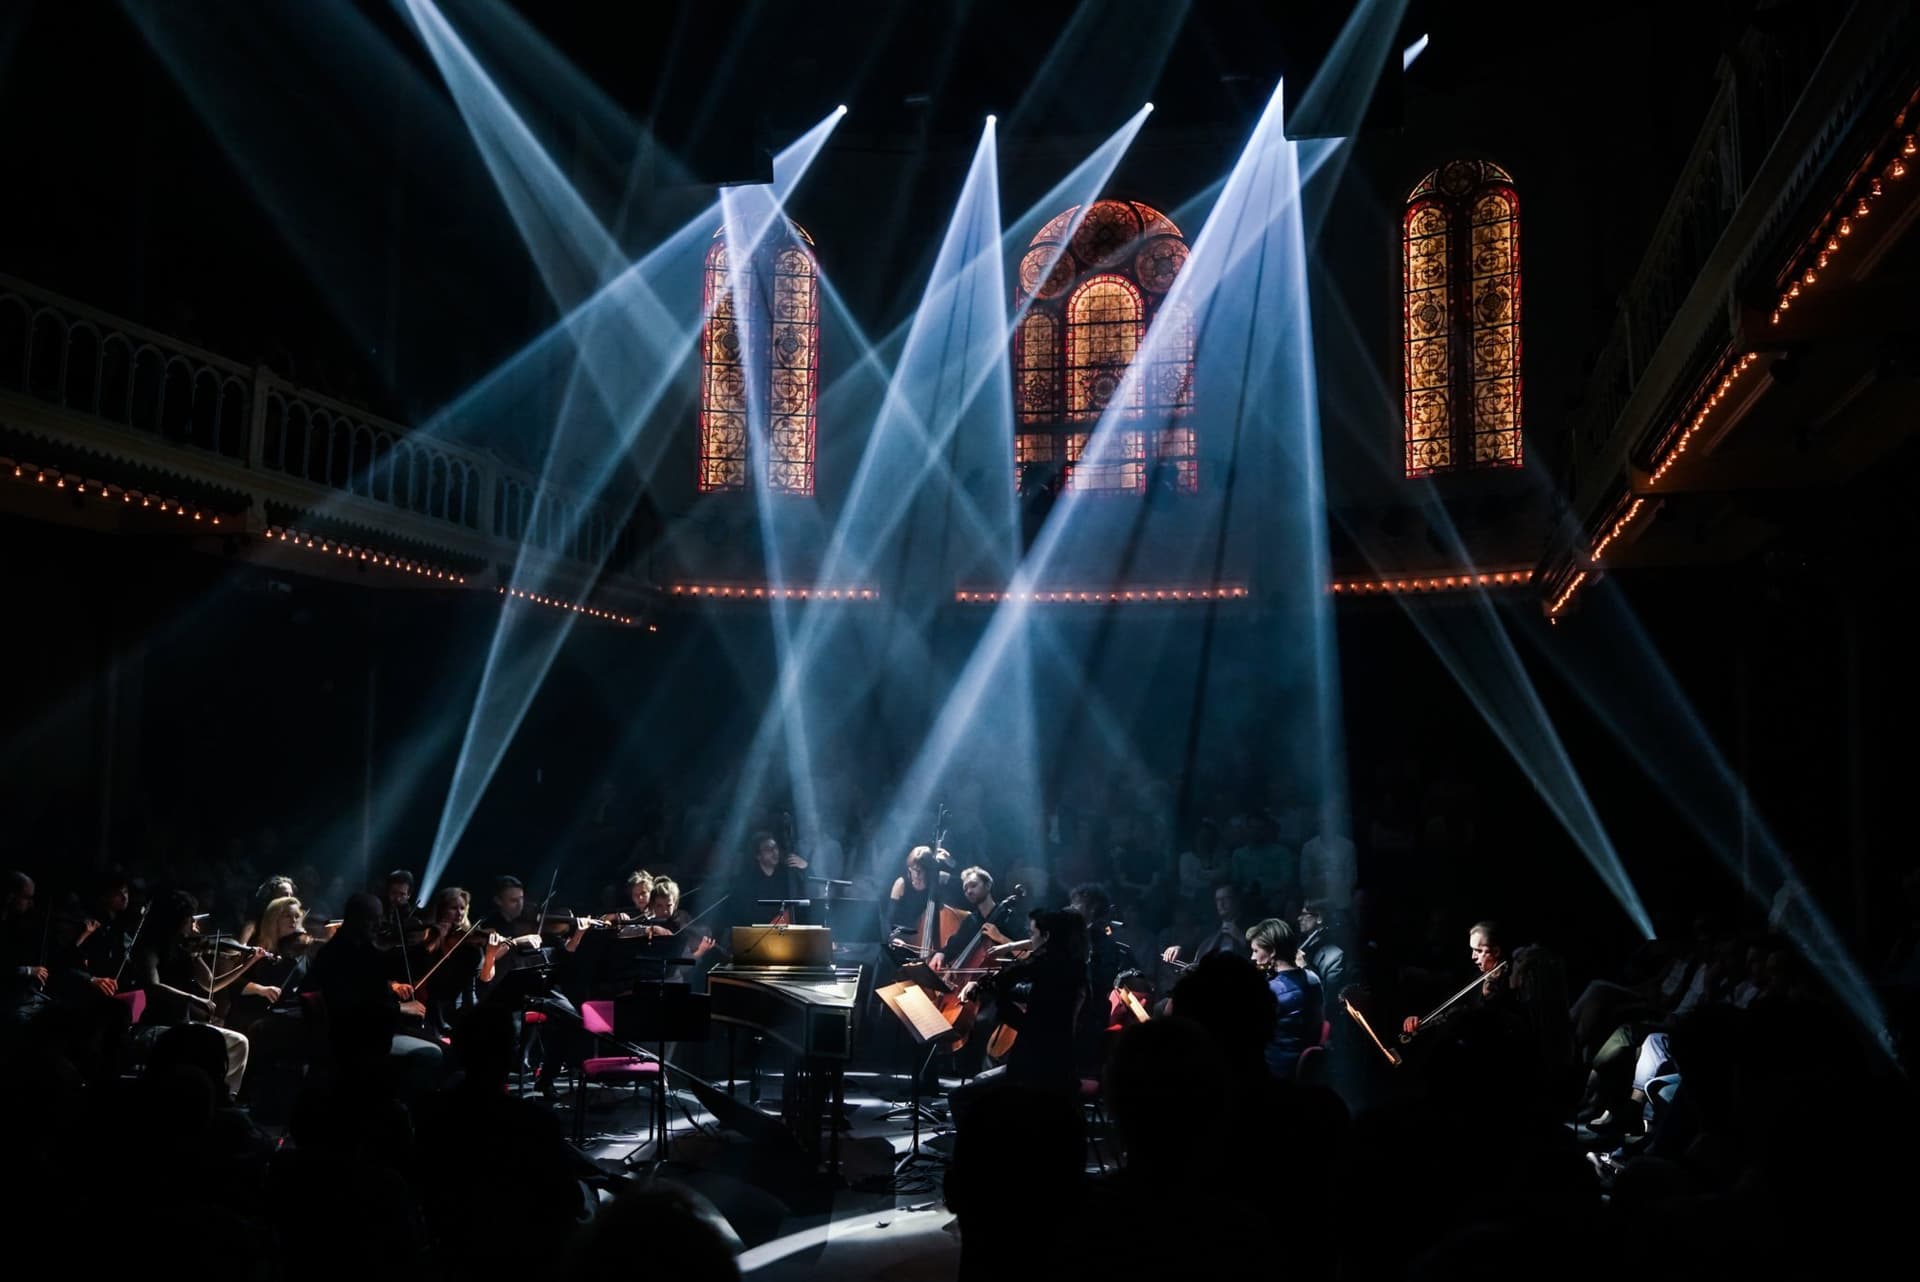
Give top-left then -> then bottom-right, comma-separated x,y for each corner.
612,970 -> 709,1169
875,981 -> 960,1178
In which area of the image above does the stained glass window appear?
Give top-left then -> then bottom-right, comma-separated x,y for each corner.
1011,199 -> 1195,496
1015,310 -> 1061,424
767,247 -> 818,494
1066,276 -> 1144,419
698,227 -> 820,495
1065,430 -> 1146,492
1402,160 -> 1521,477
699,240 -> 749,491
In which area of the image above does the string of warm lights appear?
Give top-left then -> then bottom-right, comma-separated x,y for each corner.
1547,569 -> 1587,619
1329,570 -> 1534,596
262,526 -> 466,584
667,583 -> 879,601
1649,351 -> 1760,484
1590,498 -> 1647,562
1770,92 -> 1917,329
1555,88 -> 1920,623
4,457 -> 229,526
497,585 -> 633,625
955,586 -> 1251,604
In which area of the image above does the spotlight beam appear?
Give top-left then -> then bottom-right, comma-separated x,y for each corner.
875,78 -> 1317,847
1306,265 -> 1653,936
1526,579 -> 1889,1049
406,0 -> 842,885
705,112 -> 1155,867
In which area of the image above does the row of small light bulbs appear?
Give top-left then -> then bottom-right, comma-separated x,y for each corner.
7,460 -> 227,525
498,585 -> 633,625
955,586 -> 1252,603
1330,570 -> 1534,595
1771,130 -> 1915,328
263,526 -> 465,584
1547,569 -> 1588,620
668,583 -> 879,601
1590,498 -> 1647,562
1650,351 -> 1760,485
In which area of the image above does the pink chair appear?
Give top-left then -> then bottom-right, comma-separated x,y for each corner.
574,1000 -> 663,1146
116,989 -> 147,1026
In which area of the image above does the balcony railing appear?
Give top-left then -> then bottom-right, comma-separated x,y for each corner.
1562,1 -> 1910,516
0,272 -> 633,575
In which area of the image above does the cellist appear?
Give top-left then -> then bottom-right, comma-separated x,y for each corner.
929,866 -> 1005,974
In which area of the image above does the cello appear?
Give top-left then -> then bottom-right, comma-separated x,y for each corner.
927,883 -> 1028,1050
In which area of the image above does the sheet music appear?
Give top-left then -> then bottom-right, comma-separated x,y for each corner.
877,980 -> 956,1044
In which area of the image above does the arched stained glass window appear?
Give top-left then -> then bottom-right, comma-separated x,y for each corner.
1012,199 -> 1195,495
1066,275 -> 1144,418
1402,160 -> 1521,477
698,225 -> 820,495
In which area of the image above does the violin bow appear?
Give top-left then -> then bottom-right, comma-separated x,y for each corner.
394,903 -> 415,989
412,918 -> 485,991
113,900 -> 151,987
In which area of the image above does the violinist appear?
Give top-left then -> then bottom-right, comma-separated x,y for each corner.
236,876 -> 295,946
1401,920 -> 1505,1039
638,877 -> 716,962
131,890 -> 255,1096
959,907 -> 1087,1094
614,869 -> 655,924
412,886 -> 484,1030
374,868 -> 417,949
223,895 -> 314,1035
72,871 -> 135,988
474,875 -> 590,1099
475,876 -> 557,987
1069,883 -> 1131,1072
309,892 -> 442,1094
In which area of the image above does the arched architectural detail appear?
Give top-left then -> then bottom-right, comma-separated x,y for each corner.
1012,199 -> 1195,494
1403,159 -> 1522,476
698,224 -> 820,495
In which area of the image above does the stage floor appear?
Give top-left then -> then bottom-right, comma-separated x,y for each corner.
567,1068 -> 971,1280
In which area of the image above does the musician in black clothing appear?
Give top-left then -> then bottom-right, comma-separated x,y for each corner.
476,875 -> 590,1099
929,866 -> 1005,973
131,890 -> 255,1096
733,831 -> 809,927
309,892 -> 442,1094
962,908 -> 1087,1094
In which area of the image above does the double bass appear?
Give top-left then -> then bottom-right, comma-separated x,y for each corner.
895,807 -> 968,962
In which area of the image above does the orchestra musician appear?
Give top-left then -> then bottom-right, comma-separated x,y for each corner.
888,844 -> 957,934
959,907 -> 1087,1094
732,832 -> 808,928
476,875 -> 590,1099
235,876 -> 295,946
374,869 -> 417,948
309,892 -> 442,1095
130,890 -> 258,1096
1161,882 -> 1250,971
637,877 -> 716,963
929,866 -> 1003,973
1247,917 -> 1324,1078
222,895 -> 314,1035
1402,920 -> 1505,1038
